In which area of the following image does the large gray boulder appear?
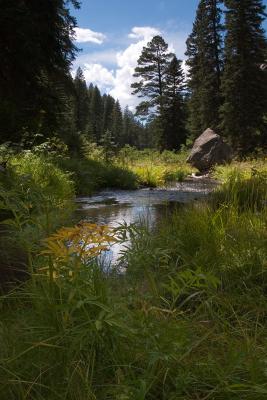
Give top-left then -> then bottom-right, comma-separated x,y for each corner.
187,128 -> 232,172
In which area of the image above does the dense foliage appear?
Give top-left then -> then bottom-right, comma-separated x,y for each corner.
220,0 -> 267,154
185,0 -> 267,154
0,0 -> 80,143
71,69 -> 148,150
186,0 -> 223,138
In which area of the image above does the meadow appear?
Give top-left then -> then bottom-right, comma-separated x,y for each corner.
0,147 -> 266,399
57,145 -> 195,194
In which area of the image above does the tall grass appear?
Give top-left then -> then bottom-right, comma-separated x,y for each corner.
213,158 -> 267,182
0,158 -> 267,399
58,157 -> 138,195
212,168 -> 267,211
117,173 -> 267,398
57,147 -> 194,193
116,147 -> 194,187
0,153 -> 75,285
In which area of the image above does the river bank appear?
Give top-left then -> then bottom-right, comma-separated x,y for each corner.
75,177 -> 218,265
0,151 -> 266,399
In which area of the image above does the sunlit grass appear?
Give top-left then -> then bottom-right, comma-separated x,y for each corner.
130,164 -> 191,187
59,147 -> 195,192
0,152 -> 267,399
115,147 -> 194,187
213,158 -> 267,182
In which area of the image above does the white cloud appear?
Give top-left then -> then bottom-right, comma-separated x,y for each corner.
73,50 -> 117,70
76,26 -> 159,109
83,63 -> 115,91
128,26 -> 160,41
74,27 -> 106,44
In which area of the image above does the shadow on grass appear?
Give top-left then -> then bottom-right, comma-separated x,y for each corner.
59,157 -> 139,195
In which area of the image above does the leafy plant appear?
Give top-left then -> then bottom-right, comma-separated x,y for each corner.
40,222 -> 117,281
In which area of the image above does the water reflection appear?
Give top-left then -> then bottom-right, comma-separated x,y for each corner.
75,178 -> 217,265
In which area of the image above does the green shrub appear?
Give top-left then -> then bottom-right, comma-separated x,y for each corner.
9,152 -> 75,206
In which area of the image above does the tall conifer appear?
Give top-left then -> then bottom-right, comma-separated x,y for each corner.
111,100 -> 123,146
221,0 -> 267,154
0,0 -> 79,142
74,67 -> 89,134
131,36 -> 173,119
186,0 -> 223,138
88,86 -> 103,143
102,94 -> 115,136
162,56 -> 187,150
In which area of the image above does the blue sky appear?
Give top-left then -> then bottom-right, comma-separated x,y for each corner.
71,0 -> 267,109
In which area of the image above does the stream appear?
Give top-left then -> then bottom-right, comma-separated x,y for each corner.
75,177 -> 218,265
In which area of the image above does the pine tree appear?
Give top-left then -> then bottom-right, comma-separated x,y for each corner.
74,67 -> 89,134
220,0 -> 267,154
87,83 -> 95,102
186,0 -> 223,138
144,119 -> 162,148
122,107 -> 134,146
0,0 -> 80,143
162,56 -> 187,150
88,86 -> 103,143
111,100 -> 123,146
102,94 -> 115,136
122,107 -> 147,148
100,130 -> 117,162
131,36 -> 174,119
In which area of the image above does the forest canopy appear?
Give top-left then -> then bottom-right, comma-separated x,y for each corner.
0,0 -> 266,155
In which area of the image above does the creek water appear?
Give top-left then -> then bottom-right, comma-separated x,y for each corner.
75,177 -> 217,265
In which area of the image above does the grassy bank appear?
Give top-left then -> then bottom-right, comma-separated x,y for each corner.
58,147 -> 195,194
0,159 -> 266,399
116,147 -> 194,187
58,156 -> 138,195
213,158 -> 267,182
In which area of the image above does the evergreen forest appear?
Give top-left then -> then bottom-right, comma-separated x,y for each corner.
0,1 -> 267,399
